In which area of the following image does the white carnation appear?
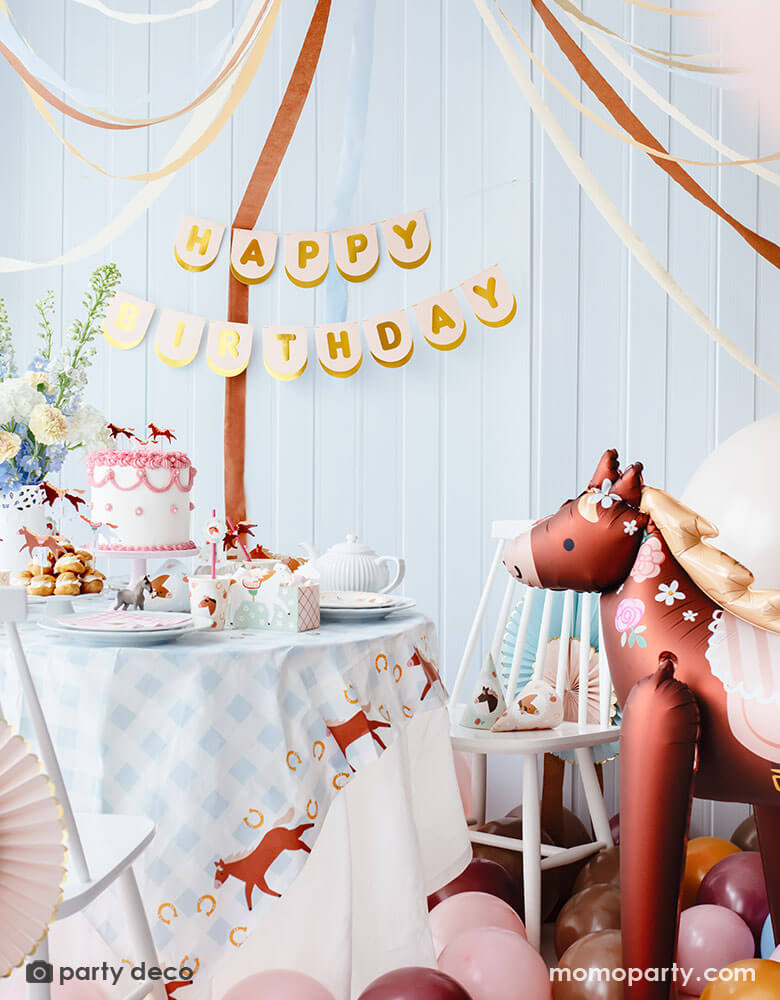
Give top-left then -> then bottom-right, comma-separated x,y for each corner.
0,377 -> 43,425
21,369 -> 58,395
67,403 -> 110,449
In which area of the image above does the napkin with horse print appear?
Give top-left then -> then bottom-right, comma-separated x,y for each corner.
459,653 -> 507,729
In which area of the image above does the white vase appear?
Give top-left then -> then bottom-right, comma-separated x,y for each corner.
0,485 -> 51,574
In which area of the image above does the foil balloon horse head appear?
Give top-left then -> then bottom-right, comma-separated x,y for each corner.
503,449 -> 780,1000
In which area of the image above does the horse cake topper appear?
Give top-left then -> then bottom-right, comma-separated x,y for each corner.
502,448 -> 780,1000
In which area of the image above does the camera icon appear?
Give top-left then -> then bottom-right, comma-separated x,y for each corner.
26,961 -> 54,984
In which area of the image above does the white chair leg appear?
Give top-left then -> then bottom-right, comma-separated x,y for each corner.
117,867 -> 166,1000
575,747 -> 614,848
521,754 -> 542,951
471,754 -> 487,826
26,934 -> 51,1000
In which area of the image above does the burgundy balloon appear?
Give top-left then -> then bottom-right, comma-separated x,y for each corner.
357,967 -> 473,1000
697,851 -> 769,949
608,813 -> 620,847
427,859 -> 520,914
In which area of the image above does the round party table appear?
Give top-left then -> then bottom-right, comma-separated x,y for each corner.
0,606 -> 447,982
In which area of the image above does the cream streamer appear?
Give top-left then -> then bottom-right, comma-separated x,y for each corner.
552,0 -> 737,74
0,0 -> 275,272
498,3 -> 780,171
616,0 -> 716,16
64,0 -> 223,24
20,0 -> 279,182
474,0 -> 780,391
561,7 -> 780,187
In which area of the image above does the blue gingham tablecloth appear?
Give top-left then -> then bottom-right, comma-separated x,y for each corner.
0,611 -> 445,980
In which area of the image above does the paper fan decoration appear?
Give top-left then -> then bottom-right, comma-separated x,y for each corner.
0,719 -> 66,977
536,637 -> 601,725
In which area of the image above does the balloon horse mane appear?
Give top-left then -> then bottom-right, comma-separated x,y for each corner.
503,449 -> 780,1000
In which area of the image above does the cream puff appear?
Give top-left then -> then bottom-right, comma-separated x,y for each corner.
80,574 -> 104,594
75,549 -> 94,567
54,578 -> 81,596
28,554 -> 53,575
10,570 -> 32,588
28,575 -> 55,597
54,554 -> 85,575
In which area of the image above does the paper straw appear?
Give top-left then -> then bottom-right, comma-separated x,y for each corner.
211,509 -> 217,580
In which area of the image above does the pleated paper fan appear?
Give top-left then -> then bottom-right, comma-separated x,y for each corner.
537,637 -> 602,725
0,719 -> 66,978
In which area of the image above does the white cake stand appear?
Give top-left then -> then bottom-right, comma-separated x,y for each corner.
96,546 -> 199,584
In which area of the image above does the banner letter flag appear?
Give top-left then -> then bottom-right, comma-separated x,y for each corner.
262,325 -> 308,380
381,210 -> 431,269
413,289 -> 467,351
331,224 -> 380,282
207,321 -> 254,377
230,229 -> 278,285
314,322 -> 362,378
284,232 -> 329,287
363,309 -> 414,368
174,214 -> 226,272
461,265 -> 517,327
102,291 -> 155,350
155,310 -> 206,367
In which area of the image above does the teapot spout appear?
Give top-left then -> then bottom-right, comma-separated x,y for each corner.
299,541 -> 319,562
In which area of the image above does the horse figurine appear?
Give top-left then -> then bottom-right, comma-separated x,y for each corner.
114,575 -> 154,611
503,449 -> 780,1000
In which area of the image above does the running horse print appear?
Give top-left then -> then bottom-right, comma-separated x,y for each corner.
502,449 -> 780,1000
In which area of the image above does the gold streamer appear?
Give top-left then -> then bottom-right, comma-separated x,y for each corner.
473,0 -> 780,391
497,3 -> 780,170
16,0 -> 281,182
552,0 -> 738,74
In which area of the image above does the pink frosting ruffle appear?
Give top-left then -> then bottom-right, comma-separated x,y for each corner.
97,540 -> 198,552
87,449 -> 192,470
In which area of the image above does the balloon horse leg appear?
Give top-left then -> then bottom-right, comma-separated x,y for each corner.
755,803 -> 780,947
620,655 -> 701,999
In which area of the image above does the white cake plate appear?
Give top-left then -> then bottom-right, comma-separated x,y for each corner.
96,546 -> 198,584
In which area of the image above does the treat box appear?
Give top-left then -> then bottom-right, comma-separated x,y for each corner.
230,565 -> 319,632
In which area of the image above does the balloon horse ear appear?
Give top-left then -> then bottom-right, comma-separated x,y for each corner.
588,448 -> 621,489
612,462 -> 644,508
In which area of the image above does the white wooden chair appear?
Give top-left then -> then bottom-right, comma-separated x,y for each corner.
0,587 -> 165,1000
448,521 -> 620,952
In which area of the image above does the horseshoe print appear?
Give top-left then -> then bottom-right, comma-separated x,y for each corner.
344,684 -> 359,704
306,799 -> 319,820
197,894 -> 216,917
182,957 -> 200,975
229,927 -> 247,947
375,653 -> 388,675
286,750 -> 302,771
378,704 -> 391,722
393,663 -> 403,682
312,739 -> 325,760
333,771 -> 351,790
402,705 -> 414,719
157,902 -> 178,925
243,808 -> 264,829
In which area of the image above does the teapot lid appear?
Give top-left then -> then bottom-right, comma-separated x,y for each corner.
327,534 -> 376,556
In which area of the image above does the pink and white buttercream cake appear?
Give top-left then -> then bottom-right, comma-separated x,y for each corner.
87,449 -> 197,551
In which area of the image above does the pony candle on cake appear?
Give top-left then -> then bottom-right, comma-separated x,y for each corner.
231,561 -> 319,632
501,449 -> 780,1000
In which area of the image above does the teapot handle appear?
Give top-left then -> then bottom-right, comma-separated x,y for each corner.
376,556 -> 405,594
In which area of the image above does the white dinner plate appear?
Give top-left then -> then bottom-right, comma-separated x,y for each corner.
320,591 -> 396,609
38,620 -> 199,646
319,598 -> 416,623
49,611 -> 193,633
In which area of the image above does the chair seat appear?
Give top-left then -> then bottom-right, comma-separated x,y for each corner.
450,711 -> 621,755
58,813 -> 155,919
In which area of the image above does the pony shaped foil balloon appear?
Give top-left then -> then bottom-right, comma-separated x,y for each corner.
503,449 -> 780,1000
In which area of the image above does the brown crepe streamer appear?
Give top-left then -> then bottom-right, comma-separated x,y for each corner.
0,0 -> 271,130
531,0 -> 780,271
224,0 -> 332,523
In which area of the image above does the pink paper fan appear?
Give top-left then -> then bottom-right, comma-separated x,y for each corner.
0,719 -> 66,978
536,637 -> 604,724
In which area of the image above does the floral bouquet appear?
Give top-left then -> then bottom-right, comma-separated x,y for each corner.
0,264 -> 120,573
0,264 -> 120,491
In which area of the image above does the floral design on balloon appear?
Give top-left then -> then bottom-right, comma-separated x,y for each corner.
630,535 -> 665,583
587,477 -> 623,509
615,597 -> 647,648
655,580 -> 686,607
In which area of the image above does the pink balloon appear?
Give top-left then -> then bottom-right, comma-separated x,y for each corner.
2,981 -> 106,1000
438,926 -> 551,1000
771,944 -> 780,963
676,905 -> 755,996
452,750 -> 473,819
430,891 -> 526,958
222,971 -> 336,1000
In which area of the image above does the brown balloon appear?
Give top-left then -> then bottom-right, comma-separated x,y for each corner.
501,448 -> 780,999
472,816 -> 562,920
572,847 -> 620,895
555,885 -> 621,959
509,803 -> 592,908
731,814 -> 759,853
553,929 -> 623,1000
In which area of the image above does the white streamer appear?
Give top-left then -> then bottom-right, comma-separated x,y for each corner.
473,0 -> 779,391
63,0 -> 224,25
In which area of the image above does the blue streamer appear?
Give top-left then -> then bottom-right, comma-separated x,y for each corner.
323,0 -> 376,323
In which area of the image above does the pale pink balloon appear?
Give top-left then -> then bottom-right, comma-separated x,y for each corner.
430,891 -> 526,958
222,971 -> 336,1000
676,905 -> 755,996
715,0 -> 780,140
2,980 -> 106,1000
439,926 -> 551,1000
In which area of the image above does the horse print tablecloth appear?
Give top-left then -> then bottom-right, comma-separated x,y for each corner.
0,612 -> 445,981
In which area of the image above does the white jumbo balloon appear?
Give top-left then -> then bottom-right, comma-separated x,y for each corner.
682,413 -> 780,590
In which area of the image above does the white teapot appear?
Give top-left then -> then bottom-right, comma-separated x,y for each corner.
299,535 -> 405,593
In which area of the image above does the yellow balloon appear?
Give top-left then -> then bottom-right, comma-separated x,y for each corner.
701,960 -> 780,999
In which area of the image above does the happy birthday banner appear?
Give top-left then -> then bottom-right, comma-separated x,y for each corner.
101,264 -> 516,378
173,209 -> 432,283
